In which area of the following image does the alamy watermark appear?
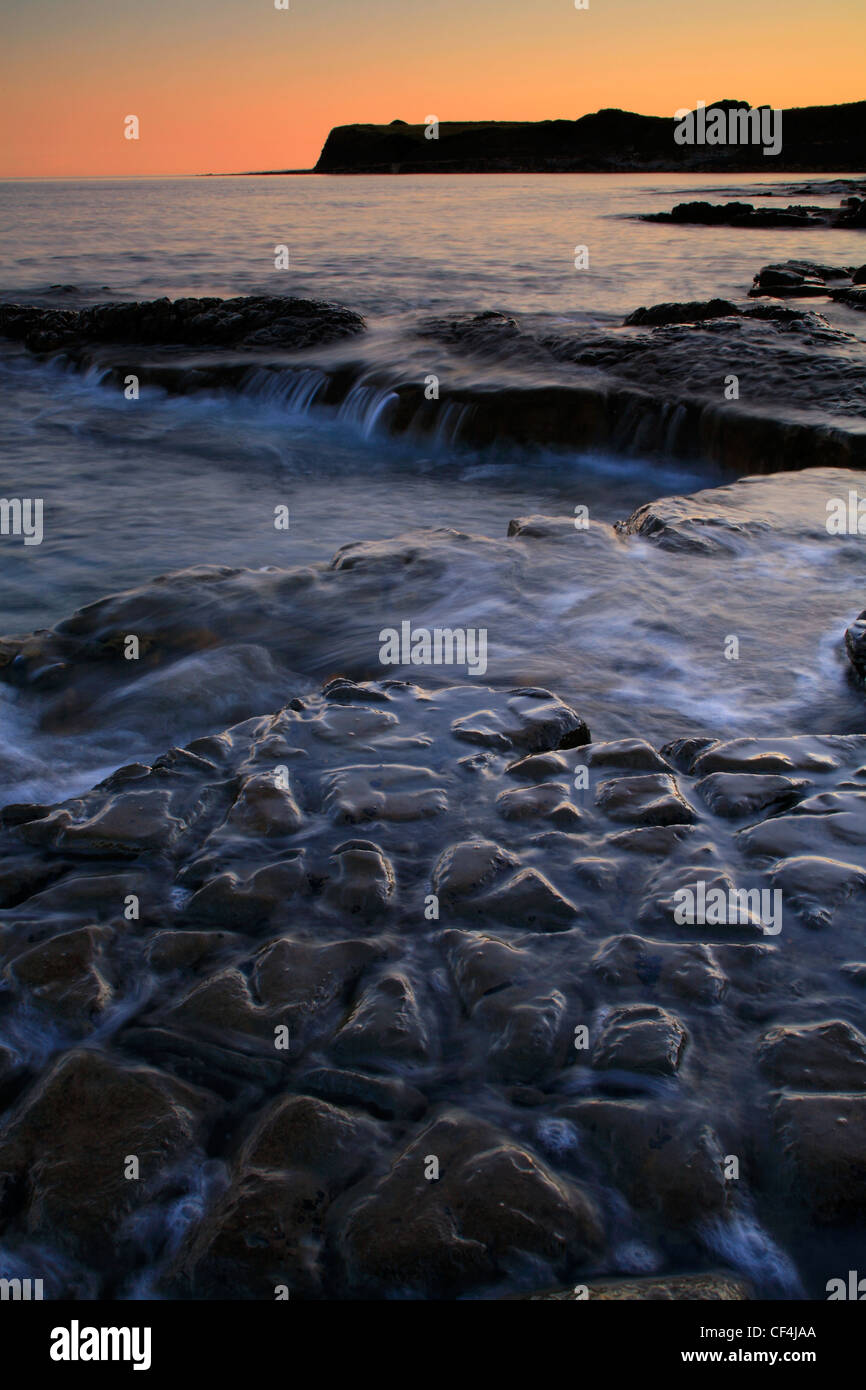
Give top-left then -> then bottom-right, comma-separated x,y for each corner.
50,1321 -> 152,1371
827,1271 -> 866,1299
0,497 -> 43,545
826,490 -> 866,535
1,1276 -> 43,1300
379,620 -> 488,676
674,102 -> 782,157
674,880 -> 782,935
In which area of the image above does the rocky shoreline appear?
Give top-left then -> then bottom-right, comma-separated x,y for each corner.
1,264 -> 865,474
1,492 -> 865,1298
1,208 -> 865,1297
2,672 -> 866,1298
639,194 -> 866,229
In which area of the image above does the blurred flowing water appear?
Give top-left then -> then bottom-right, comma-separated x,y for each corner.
0,174 -> 865,1304
0,173 -> 864,797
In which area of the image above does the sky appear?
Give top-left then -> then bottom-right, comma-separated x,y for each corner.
1,0 -> 864,177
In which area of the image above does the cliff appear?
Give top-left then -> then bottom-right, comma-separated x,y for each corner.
313,101 -> 866,174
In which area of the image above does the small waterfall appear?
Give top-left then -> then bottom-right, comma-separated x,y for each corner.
430,400 -> 473,448
337,380 -> 399,438
663,401 -> 689,455
242,367 -> 401,439
80,362 -> 113,388
610,395 -> 643,453
242,365 -> 328,413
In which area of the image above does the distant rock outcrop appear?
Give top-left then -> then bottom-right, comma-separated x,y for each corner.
313,101 -> 866,173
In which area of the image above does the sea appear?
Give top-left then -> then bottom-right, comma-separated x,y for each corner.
1,172 -> 865,801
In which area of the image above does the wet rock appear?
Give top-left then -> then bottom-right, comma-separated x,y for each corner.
749,263 -> 832,295
481,988 -> 570,1083
171,1169 -> 329,1298
506,515 -> 586,539
331,972 -> 431,1067
418,310 -> 523,353
165,967 -> 270,1041
645,201 -> 828,229
5,870 -> 157,926
660,737 -> 715,774
582,739 -> 672,772
148,929 -> 235,972
638,863 -> 768,935
185,856 -> 307,929
739,812 -> 866,862
505,751 -> 570,780
753,259 -> 853,284
15,788 -> 186,857
323,763 -> 447,823
592,934 -> 727,1003
252,936 -> 383,1024
845,612 -> 866,683
4,668 -> 866,1295
450,712 -> 523,752
592,1004 -> 688,1075
224,773 -> 303,837
432,839 -> 519,906
756,1020 -> 866,1091
504,690 -> 591,751
443,929 -> 532,1010
323,840 -> 396,918
0,857 -> 71,908
0,294 -> 366,355
307,703 -> 400,744
301,1066 -> 428,1121
239,1094 -> 385,1190
773,1094 -> 866,1223
0,1050 -> 209,1263
692,738 -> 840,776
482,867 -> 578,931
617,496 -> 767,556
625,299 -> 740,327
596,773 -> 696,827
770,855 -> 866,928
831,285 -> 866,310
571,856 -> 620,890
495,782 -> 582,827
608,824 -> 697,856
338,1109 -> 603,1296
7,925 -> 113,1028
452,690 -> 589,754
322,677 -> 393,703
119,1025 -> 287,1098
695,772 -> 811,819
563,1099 -> 728,1228
91,646 -> 287,730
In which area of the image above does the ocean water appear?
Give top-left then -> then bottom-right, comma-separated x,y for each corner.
2,174 -> 866,1303
1,173 -> 865,797
4,172 -> 866,320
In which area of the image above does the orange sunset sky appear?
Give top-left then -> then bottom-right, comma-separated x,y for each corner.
2,0 -> 864,178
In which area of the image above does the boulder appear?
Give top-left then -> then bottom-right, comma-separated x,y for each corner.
0,1050 -> 209,1264
563,1099 -> 729,1229
756,1020 -> 866,1091
773,1094 -> 866,1223
339,1109 -> 603,1296
591,1004 -> 688,1076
